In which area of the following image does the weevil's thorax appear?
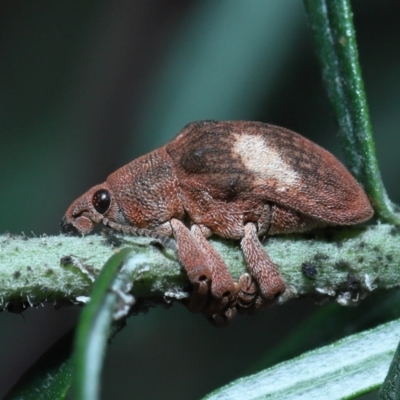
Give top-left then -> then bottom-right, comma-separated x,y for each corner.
107,147 -> 184,229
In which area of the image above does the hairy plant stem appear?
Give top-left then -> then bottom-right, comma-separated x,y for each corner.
1,225 -> 399,311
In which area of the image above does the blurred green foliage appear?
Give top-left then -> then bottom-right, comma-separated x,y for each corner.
1,1 -> 399,399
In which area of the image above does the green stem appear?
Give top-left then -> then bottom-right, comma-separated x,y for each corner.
303,0 -> 400,224
1,226 -> 400,309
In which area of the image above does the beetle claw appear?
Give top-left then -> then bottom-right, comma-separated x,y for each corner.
237,273 -> 258,309
208,306 -> 237,327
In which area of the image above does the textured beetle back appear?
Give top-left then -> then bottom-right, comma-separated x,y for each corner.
167,121 -> 373,225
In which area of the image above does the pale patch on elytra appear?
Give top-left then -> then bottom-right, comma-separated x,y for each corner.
232,134 -> 299,186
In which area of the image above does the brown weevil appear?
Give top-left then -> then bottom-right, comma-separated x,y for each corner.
61,121 -> 373,325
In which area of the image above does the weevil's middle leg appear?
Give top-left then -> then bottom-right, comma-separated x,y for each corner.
240,222 -> 286,310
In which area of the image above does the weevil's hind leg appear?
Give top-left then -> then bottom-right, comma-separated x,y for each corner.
170,219 -> 237,325
240,222 -> 286,310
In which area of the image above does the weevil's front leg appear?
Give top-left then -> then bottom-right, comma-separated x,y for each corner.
240,222 -> 286,309
170,219 -> 210,312
190,224 -> 238,325
170,218 -> 237,325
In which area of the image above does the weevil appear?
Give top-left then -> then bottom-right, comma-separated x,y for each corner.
61,121 -> 373,325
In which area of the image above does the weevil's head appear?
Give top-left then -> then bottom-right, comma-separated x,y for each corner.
61,183 -> 126,235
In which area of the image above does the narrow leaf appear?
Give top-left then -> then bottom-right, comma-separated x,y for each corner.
4,330 -> 74,400
303,0 -> 400,224
379,337 -> 400,399
204,319 -> 400,400
251,290 -> 400,376
72,247 -> 136,400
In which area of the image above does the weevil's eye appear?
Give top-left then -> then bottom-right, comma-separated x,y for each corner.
92,189 -> 111,214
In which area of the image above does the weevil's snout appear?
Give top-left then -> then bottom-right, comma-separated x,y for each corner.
60,216 -> 81,235
61,184 -> 112,235
60,200 -> 96,235
60,212 -> 95,235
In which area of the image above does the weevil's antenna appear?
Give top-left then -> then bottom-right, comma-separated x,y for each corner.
104,219 -> 177,251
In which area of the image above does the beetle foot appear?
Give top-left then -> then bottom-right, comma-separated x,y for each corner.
182,264 -> 237,319
185,277 -> 238,324
185,275 -> 238,322
236,273 -> 273,313
237,273 -> 258,308
208,305 -> 237,327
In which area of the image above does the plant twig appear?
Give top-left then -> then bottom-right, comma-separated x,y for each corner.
1,225 -> 399,311
303,0 -> 400,224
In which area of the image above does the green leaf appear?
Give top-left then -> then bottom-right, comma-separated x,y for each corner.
250,290 -> 400,376
303,0 -> 400,224
4,244 -> 162,400
72,247 -> 136,400
379,338 -> 400,399
204,319 -> 400,400
4,330 -> 74,400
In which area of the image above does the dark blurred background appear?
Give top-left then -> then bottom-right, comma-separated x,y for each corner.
1,1 -> 399,399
